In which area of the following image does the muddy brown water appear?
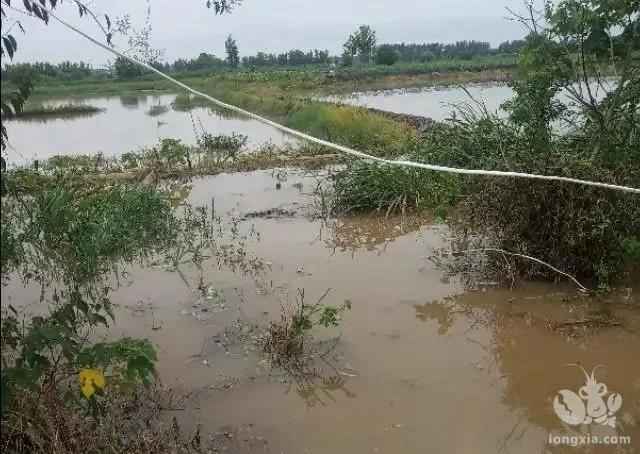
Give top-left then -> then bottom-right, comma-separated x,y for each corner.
3,169 -> 639,453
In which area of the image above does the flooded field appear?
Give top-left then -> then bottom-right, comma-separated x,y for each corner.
324,83 -> 514,121
326,80 -> 617,122
3,94 -> 296,165
5,168 -> 637,453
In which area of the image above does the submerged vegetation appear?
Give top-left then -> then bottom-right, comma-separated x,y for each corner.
261,289 -> 351,385
1,103 -> 104,121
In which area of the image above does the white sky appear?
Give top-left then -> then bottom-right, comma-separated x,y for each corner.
9,0 -> 528,65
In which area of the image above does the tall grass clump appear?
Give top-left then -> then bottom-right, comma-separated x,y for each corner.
333,159 -> 459,214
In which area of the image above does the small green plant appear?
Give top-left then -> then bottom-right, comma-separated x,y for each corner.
157,138 -> 191,168
261,288 -> 350,378
197,131 -> 247,166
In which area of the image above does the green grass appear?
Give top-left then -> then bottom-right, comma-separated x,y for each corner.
287,103 -> 415,157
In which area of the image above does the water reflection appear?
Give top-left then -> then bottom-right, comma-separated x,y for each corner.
412,288 -> 640,452
146,103 -> 170,117
119,95 -> 144,109
295,374 -> 357,408
320,214 -> 427,255
2,108 -> 105,124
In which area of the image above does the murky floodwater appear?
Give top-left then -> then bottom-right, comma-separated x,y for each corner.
3,94 -> 296,165
326,81 -> 617,122
325,83 -> 515,121
4,168 -> 638,453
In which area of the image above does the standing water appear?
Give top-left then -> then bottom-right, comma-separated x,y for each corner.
324,83 -> 514,120
3,94 -> 296,165
325,80 -> 617,122
6,169 -> 636,453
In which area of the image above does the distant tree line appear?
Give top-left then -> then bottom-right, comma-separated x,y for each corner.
1,32 -> 536,82
377,40 -> 521,63
242,49 -> 331,67
1,61 -> 97,83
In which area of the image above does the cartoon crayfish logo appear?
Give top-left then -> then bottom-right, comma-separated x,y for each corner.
553,365 -> 622,428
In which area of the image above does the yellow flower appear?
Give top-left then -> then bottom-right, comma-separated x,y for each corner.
79,368 -> 106,399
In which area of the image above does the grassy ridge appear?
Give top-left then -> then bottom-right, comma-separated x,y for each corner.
192,76 -> 417,157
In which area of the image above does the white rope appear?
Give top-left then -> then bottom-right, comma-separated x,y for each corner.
49,11 -> 640,195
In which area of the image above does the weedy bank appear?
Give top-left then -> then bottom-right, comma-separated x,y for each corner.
0,155 -> 274,452
331,2 -> 640,288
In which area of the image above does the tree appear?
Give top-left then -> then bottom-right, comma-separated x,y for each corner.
342,25 -> 377,65
459,0 -> 640,284
225,34 -> 240,68
342,35 -> 357,66
375,44 -> 398,65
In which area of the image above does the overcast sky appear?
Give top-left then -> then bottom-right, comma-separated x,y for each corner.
11,0 -> 528,65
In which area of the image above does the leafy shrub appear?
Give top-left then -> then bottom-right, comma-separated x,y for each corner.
0,178 -> 183,413
197,131 -> 247,166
